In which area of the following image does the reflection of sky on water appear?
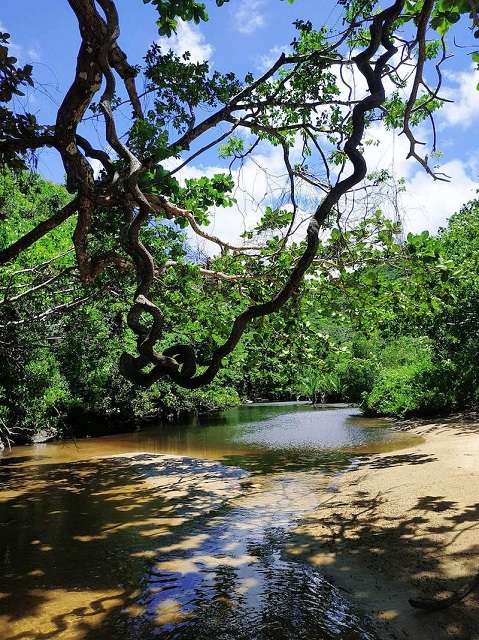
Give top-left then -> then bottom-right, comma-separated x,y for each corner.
139,464 -> 379,640
152,403 -> 413,463
2,404 -> 418,472
125,407 -> 408,639
234,407 -> 390,449
0,405 -> 414,640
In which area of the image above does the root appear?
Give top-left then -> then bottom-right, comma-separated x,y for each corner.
409,573 -> 479,611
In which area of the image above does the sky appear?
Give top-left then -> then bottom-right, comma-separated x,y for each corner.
2,0 -> 479,251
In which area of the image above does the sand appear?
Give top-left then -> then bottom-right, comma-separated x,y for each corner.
288,417 -> 479,639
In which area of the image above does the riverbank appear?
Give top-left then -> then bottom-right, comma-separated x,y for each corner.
288,416 -> 479,640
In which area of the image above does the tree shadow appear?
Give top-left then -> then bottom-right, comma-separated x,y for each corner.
0,451 -> 383,640
398,414 -> 479,436
0,453 -> 245,640
286,479 -> 479,640
360,452 -> 438,470
2,439 -> 477,640
221,448 -> 356,476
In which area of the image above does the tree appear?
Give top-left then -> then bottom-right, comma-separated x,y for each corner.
2,0 -> 478,392
2,0 -> 479,600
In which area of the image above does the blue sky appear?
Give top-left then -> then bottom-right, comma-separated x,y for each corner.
2,0 -> 479,245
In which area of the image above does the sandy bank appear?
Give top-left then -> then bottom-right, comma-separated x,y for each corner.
288,418 -> 479,639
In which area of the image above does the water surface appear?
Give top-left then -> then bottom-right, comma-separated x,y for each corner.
2,404 -> 416,472
0,404 -> 421,639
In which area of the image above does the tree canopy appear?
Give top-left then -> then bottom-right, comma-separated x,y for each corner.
1,0 -> 479,398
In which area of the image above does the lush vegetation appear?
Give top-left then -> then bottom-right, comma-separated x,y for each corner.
1,0 -> 479,446
1,168 -> 478,445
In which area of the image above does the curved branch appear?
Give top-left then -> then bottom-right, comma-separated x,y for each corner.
119,0 -> 405,388
400,0 -> 450,182
146,194 -> 262,253
0,198 -> 79,266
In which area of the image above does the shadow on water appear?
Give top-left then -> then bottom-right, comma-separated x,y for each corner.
0,454 -> 245,639
0,403 -> 447,640
1,405 -> 418,474
0,453 -> 379,640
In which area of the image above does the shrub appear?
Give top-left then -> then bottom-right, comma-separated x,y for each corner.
154,381 -> 241,418
339,358 -> 378,403
363,336 -> 453,417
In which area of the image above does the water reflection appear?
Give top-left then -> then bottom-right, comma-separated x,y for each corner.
0,455 -> 244,640
1,404 -> 419,474
130,469 -> 378,640
0,404 -> 421,639
159,405 -> 397,458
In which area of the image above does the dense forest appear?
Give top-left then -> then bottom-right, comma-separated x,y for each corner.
2,168 -> 479,445
1,0 -> 479,448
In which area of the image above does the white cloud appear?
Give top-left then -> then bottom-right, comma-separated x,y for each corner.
233,0 -> 267,35
170,139 -> 478,255
258,44 -> 289,72
0,21 -> 40,63
0,21 -> 41,64
350,125 -> 479,235
400,159 -> 479,234
363,124 -> 417,180
88,158 -> 104,179
162,19 -> 213,64
169,143 -> 292,255
165,58 -> 479,255
440,67 -> 479,129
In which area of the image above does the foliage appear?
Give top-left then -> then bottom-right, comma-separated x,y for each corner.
0,171 -> 242,444
363,337 -> 451,416
2,168 -> 479,443
2,1 -> 479,445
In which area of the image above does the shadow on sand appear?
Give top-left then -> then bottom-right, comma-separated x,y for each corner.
0,444 -> 478,640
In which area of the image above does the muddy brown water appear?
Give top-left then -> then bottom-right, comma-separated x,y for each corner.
0,404 -> 422,639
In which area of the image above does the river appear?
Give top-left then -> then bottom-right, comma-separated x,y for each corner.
0,403 -> 422,639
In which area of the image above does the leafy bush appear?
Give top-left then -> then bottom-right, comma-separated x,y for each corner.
154,382 -> 240,418
294,366 -> 341,403
339,358 -> 378,403
363,337 -> 453,417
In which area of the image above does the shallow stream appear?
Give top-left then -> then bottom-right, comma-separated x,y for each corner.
0,404 -> 422,639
